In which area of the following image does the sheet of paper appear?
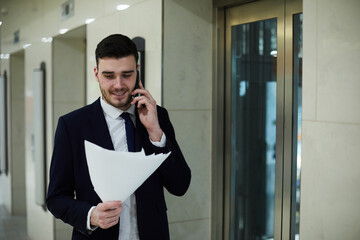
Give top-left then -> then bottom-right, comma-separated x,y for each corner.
84,140 -> 171,202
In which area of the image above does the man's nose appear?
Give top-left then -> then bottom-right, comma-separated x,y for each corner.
114,76 -> 124,88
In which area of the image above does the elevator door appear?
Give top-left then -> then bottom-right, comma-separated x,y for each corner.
224,0 -> 302,239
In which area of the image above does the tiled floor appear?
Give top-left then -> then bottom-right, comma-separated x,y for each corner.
0,205 -> 31,240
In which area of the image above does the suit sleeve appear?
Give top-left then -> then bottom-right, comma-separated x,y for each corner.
46,117 -> 92,236
153,107 -> 191,196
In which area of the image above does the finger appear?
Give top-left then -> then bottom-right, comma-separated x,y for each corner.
99,216 -> 119,229
138,93 -> 156,105
104,217 -> 120,229
105,206 -> 122,219
132,84 -> 155,103
132,88 -> 148,97
136,99 -> 148,109
137,85 -> 155,103
95,207 -> 121,227
139,79 -> 145,89
98,201 -> 122,211
135,97 -> 156,110
103,201 -> 122,211
131,95 -> 151,108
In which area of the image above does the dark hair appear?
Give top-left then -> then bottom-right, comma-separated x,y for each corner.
95,34 -> 138,66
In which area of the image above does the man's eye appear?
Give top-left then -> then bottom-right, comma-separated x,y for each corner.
123,74 -> 131,78
104,75 -> 114,79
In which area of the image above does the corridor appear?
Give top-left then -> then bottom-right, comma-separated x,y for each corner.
0,205 -> 30,240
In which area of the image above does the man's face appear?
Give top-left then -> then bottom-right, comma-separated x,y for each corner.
94,55 -> 138,111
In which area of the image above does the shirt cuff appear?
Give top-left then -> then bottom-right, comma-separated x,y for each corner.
149,132 -> 166,147
87,206 -> 98,231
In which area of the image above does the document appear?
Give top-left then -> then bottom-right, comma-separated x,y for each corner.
84,140 -> 171,202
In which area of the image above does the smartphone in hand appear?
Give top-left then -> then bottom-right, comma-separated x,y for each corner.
132,70 -> 144,108
132,70 -> 141,97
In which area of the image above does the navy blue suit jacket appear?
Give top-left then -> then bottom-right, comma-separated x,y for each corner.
46,98 -> 191,239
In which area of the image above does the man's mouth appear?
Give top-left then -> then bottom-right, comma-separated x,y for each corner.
113,91 -> 126,96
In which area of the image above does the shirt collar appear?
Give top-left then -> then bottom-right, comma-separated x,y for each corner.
100,97 -> 135,119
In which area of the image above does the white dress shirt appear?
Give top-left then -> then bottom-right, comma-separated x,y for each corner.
87,98 -> 166,240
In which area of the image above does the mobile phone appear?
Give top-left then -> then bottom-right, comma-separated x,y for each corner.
133,70 -> 144,107
135,70 -> 140,91
133,70 -> 141,98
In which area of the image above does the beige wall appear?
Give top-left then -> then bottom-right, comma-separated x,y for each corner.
24,41 -> 54,240
163,0 -> 213,239
0,59 -> 11,211
0,51 -> 26,216
52,28 -> 87,240
53,29 -> 86,125
301,0 -> 360,239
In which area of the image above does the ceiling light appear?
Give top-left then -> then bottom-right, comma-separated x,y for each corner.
0,21 -> 2,26
0,54 -> 9,59
23,44 -> 32,49
59,28 -> 69,34
41,37 -> 53,43
270,50 -> 277,57
85,18 -> 95,24
116,4 -> 130,10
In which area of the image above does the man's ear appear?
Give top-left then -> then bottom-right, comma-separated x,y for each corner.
94,66 -> 99,81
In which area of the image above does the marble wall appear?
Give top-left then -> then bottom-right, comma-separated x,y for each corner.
0,61 -> 11,211
52,28 -> 86,127
24,41 -> 54,240
301,0 -> 360,239
163,0 -> 213,239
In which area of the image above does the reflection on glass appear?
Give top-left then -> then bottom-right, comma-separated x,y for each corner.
230,18 -> 277,240
291,13 -> 302,240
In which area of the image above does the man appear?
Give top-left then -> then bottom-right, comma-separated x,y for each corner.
46,34 -> 191,240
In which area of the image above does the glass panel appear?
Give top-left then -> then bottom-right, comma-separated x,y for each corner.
230,18 -> 277,240
291,13 -> 302,240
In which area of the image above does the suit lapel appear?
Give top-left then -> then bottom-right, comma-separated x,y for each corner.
90,98 -> 114,150
89,98 -> 145,152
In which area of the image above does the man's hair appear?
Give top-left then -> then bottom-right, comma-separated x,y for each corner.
95,34 -> 138,66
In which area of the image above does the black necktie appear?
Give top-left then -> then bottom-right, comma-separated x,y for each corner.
121,112 -> 135,152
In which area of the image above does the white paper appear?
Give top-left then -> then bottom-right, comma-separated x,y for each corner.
84,140 -> 171,202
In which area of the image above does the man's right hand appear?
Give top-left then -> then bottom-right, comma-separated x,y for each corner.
90,201 -> 122,229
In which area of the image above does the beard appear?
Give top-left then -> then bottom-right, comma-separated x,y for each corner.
100,87 -> 133,110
